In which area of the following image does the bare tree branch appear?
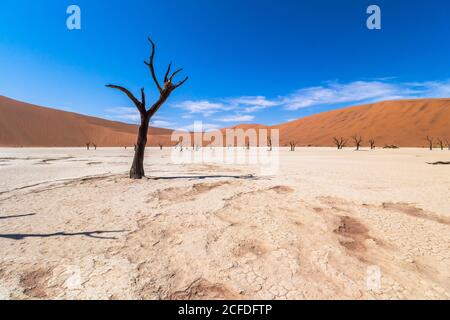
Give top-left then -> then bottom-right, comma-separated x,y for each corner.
140,88 -> 146,109
105,85 -> 145,113
426,136 -> 433,150
144,37 -> 163,93
173,76 -> 189,89
164,62 -> 172,83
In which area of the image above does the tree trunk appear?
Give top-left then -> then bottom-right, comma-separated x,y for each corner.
130,114 -> 149,179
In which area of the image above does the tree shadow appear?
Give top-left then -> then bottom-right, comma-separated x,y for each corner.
145,174 -> 258,180
0,230 -> 127,240
0,213 -> 36,220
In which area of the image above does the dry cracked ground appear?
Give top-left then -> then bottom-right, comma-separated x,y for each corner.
0,148 -> 449,299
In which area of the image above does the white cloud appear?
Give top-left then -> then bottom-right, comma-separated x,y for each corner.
227,96 -> 277,113
150,119 -> 175,128
218,114 -> 255,122
175,122 -> 221,132
107,79 -> 450,127
281,79 -> 450,110
105,107 -> 140,122
282,81 -> 409,110
175,100 -> 228,117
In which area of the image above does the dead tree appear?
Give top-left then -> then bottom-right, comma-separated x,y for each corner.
107,37 -> 188,179
369,139 -> 375,150
92,143 -> 97,150
446,139 -> 450,150
333,137 -> 347,150
426,136 -> 433,151
159,143 -> 163,150
437,138 -> 444,150
268,137 -> 272,151
352,135 -> 362,151
289,141 -> 296,151
86,142 -> 90,150
246,141 -> 250,150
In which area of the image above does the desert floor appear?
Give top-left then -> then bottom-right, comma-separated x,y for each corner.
0,147 -> 449,300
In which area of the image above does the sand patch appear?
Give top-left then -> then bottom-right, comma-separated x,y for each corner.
334,216 -> 370,253
20,268 -> 52,298
233,240 -> 268,258
168,278 -> 240,300
382,202 -> 450,225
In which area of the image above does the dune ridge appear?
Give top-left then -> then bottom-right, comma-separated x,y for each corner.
1,95 -> 449,147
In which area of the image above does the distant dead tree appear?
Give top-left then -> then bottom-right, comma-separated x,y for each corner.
86,142 -> 90,150
289,141 -> 296,151
106,37 -> 188,179
426,136 -> 433,151
369,139 -> 376,150
436,138 -> 444,150
446,139 -> 450,150
268,137 -> 272,151
333,137 -> 347,150
352,135 -> 362,151
246,141 -> 250,150
92,143 -> 97,150
159,143 -> 163,150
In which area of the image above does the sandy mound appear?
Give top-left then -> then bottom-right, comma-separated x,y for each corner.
1,96 -> 450,147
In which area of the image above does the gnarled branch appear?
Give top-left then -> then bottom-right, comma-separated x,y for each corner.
144,37 -> 163,93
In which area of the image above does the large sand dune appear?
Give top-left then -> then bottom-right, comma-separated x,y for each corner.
1,95 -> 450,147
274,99 -> 450,147
0,96 -> 173,147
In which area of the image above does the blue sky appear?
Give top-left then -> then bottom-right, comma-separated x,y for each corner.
1,0 -> 450,130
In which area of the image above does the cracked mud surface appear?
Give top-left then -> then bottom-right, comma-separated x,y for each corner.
0,147 -> 449,299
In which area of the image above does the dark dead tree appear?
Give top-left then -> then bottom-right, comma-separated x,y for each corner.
267,137 -> 272,151
369,139 -> 375,150
426,136 -> 433,151
86,142 -> 90,150
352,135 -> 362,151
159,143 -> 163,150
92,143 -> 97,150
246,141 -> 250,150
333,137 -> 340,149
333,137 -> 347,150
289,141 -> 296,151
107,37 -> 188,179
436,138 -> 444,150
446,139 -> 450,151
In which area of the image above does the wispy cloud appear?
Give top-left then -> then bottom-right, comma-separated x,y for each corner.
105,107 -> 140,122
107,79 -> 450,127
218,114 -> 255,122
105,107 -> 176,128
175,122 -> 221,132
175,100 -> 228,117
281,81 -> 409,110
281,79 -> 450,110
227,96 -> 277,113
150,119 -> 175,128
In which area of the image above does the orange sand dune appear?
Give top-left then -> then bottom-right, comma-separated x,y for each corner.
1,95 -> 449,147
274,99 -> 450,147
0,96 -> 173,147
